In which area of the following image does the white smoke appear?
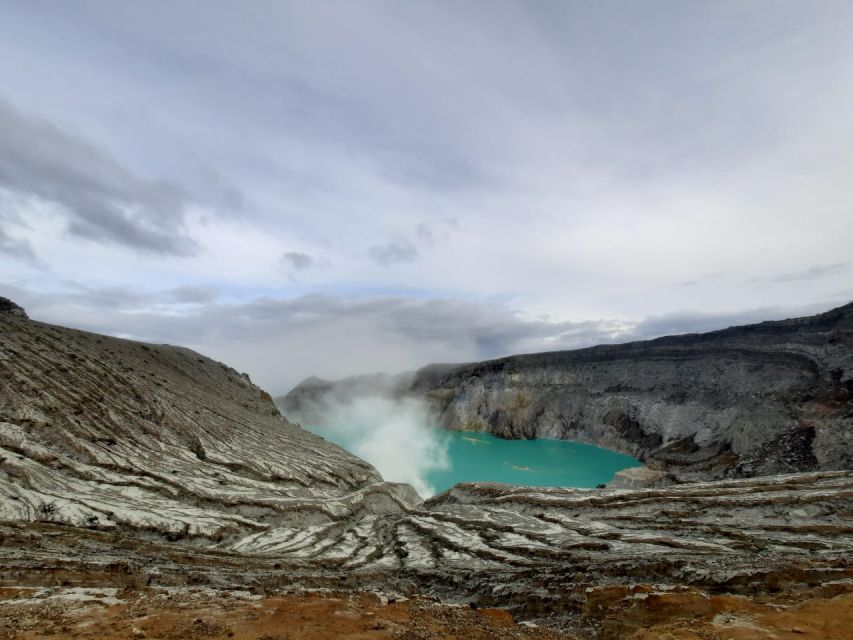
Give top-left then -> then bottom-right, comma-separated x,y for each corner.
311,396 -> 450,498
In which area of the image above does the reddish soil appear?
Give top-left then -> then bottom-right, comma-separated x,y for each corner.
0,587 -> 572,640
2,584 -> 852,639
586,583 -> 853,640
628,591 -> 853,639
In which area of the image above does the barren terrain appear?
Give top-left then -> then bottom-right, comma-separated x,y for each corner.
2,300 -> 852,638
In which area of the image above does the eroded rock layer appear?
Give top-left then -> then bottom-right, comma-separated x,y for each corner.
282,302 -> 853,481
1,472 -> 851,635
0,311 -> 419,545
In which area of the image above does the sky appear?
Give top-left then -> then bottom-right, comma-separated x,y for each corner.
1,1 -> 852,394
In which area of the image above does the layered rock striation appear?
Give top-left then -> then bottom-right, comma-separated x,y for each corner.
0,305 -> 418,546
282,302 -> 853,482
2,471 -> 851,634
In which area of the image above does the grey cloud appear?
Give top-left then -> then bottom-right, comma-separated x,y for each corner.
770,262 -> 851,284
364,221 -> 454,269
0,227 -> 36,261
282,251 -> 319,271
1,1 -> 851,321
58,284 -> 158,311
43,283 -> 218,312
197,167 -> 245,214
1,2 -> 851,396
0,98 -> 196,256
167,286 -> 218,304
0,196 -> 37,262
368,239 -> 419,266
416,219 -> 457,246
674,272 -> 725,287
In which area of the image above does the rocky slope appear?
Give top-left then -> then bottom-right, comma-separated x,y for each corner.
281,302 -> 853,482
0,299 -> 418,548
2,298 -> 853,637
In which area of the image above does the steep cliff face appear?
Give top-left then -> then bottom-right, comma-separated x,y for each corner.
0,307 -> 419,546
282,302 -> 853,482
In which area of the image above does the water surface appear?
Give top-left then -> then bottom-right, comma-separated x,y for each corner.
423,431 -> 640,494
306,423 -> 640,496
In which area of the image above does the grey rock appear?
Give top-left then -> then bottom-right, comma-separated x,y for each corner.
0,312 -> 420,542
0,297 -> 27,318
606,465 -> 672,489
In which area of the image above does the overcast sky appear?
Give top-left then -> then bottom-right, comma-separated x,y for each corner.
2,1 -> 852,394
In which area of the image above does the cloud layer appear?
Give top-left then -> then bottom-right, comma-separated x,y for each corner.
4,282 -> 842,395
1,2 -> 852,392
0,99 -> 195,255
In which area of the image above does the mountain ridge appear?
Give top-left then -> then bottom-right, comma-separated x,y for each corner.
280,301 -> 853,483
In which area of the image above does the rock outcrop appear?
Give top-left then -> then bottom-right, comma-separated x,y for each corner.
281,302 -> 853,482
2,299 -> 852,636
0,296 -> 27,318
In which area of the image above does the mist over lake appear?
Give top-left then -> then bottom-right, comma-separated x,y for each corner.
301,396 -> 641,497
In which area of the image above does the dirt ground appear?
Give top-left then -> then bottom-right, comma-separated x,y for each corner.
1,585 -> 852,640
0,587 -> 571,640
626,590 -> 853,640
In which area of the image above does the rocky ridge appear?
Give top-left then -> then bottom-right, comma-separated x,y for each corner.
2,300 -> 853,637
281,302 -> 853,483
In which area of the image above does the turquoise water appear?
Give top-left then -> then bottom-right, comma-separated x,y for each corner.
423,431 -> 641,494
307,422 -> 640,495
